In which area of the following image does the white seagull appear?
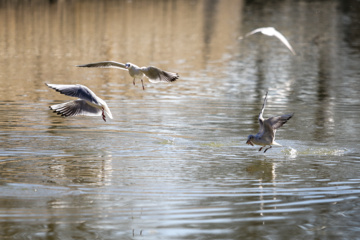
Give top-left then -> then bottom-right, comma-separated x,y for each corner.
46,83 -> 113,122
240,27 -> 296,55
246,91 -> 294,153
76,61 -> 179,90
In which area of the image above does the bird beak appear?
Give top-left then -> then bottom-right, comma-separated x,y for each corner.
246,140 -> 254,146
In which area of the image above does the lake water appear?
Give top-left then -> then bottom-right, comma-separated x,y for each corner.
1,0 -> 360,239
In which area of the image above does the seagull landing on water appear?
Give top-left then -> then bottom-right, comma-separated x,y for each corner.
45,83 -> 113,122
76,61 -> 179,90
239,27 -> 296,55
246,91 -> 294,153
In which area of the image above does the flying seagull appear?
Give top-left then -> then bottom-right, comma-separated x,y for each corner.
45,83 -> 113,122
240,27 -> 296,55
76,61 -> 179,90
246,91 -> 294,153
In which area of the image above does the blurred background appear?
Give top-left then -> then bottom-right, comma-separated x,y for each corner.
1,0 -> 360,239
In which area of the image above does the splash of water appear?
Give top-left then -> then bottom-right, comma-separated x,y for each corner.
282,146 -> 346,157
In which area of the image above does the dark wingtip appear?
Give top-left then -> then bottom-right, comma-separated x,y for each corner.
49,108 -> 67,117
170,74 -> 179,82
46,84 -> 63,94
45,83 -> 58,92
76,64 -> 94,68
53,110 -> 62,116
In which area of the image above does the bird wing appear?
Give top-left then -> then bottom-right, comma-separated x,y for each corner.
260,120 -> 276,143
76,61 -> 128,70
46,83 -> 99,105
272,30 -> 296,55
260,113 -> 293,145
141,66 -> 179,83
244,27 -> 267,38
265,113 -> 294,130
50,100 -> 102,117
258,91 -> 268,134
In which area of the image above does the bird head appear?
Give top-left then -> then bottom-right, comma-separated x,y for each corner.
125,63 -> 131,69
246,135 -> 254,146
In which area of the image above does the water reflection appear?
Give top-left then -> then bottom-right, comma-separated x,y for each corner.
1,0 -> 360,239
314,44 -> 336,141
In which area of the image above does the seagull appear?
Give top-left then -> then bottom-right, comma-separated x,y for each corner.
76,61 -> 179,90
246,91 -> 294,153
45,83 -> 113,122
239,27 -> 296,55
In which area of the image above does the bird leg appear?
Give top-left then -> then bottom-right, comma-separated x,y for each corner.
258,147 -> 263,151
133,78 -> 136,86
102,108 -> 106,122
264,145 -> 272,153
141,79 -> 145,90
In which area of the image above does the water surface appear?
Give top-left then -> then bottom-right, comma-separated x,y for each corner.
1,0 -> 360,239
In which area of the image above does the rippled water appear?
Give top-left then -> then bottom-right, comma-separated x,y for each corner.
1,0 -> 360,239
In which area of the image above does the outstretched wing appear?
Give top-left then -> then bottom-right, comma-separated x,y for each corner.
76,61 -> 127,70
141,66 -> 179,83
244,27 -> 267,38
257,91 -> 268,134
241,27 -> 296,55
50,100 -> 102,117
272,30 -> 296,55
45,83 -> 99,105
260,113 -> 293,145
266,113 -> 294,130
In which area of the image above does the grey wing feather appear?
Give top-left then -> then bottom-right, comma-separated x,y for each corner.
266,113 -> 294,130
141,66 -> 179,83
50,100 -> 102,117
76,61 -> 127,70
260,121 -> 276,142
46,83 -> 99,104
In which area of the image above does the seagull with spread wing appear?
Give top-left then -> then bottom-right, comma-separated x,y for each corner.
45,83 -> 113,122
240,27 -> 296,55
246,91 -> 294,153
76,61 -> 179,90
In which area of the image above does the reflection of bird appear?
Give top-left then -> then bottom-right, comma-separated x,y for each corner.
240,27 -> 296,55
76,61 -> 179,90
246,91 -> 293,153
46,83 -> 113,122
